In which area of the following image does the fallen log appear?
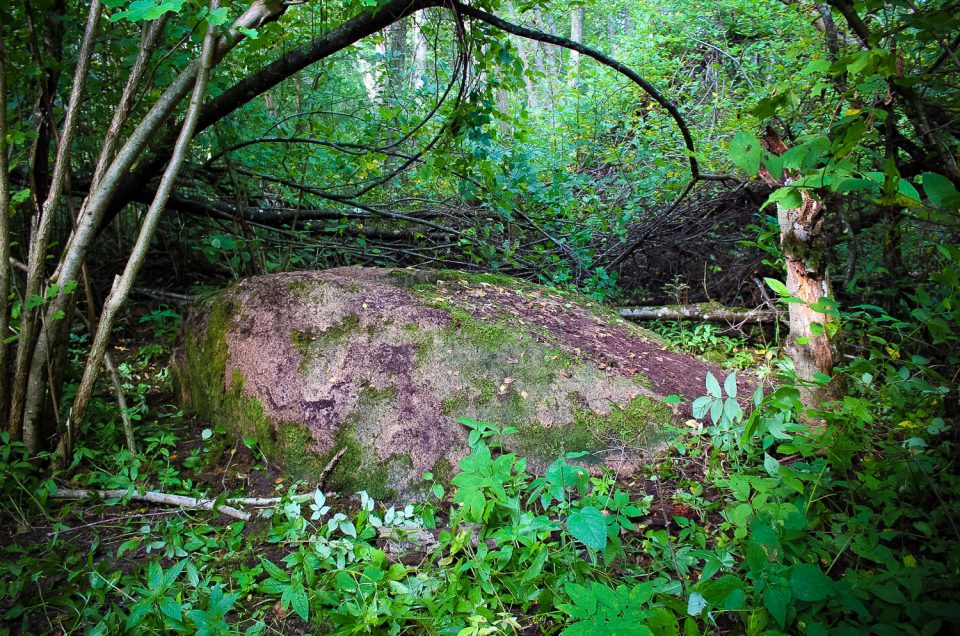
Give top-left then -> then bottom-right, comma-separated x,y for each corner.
53,488 -> 252,521
619,304 -> 780,324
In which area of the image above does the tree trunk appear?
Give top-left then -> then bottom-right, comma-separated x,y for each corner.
569,7 -> 584,77
0,30 -> 11,426
9,1 -> 103,447
412,10 -> 428,90
386,18 -> 409,99
14,0 -> 295,447
762,129 -> 838,416
60,0 -> 219,461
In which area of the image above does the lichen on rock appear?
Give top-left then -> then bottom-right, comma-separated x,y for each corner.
176,267 -> 743,500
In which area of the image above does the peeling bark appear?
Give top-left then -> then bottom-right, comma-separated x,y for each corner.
762,129 -> 838,417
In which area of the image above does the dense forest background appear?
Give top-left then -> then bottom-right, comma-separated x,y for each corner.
0,0 -> 958,633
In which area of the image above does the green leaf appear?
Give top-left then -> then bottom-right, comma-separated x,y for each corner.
691,396 -> 712,419
871,585 -> 905,604
729,132 -> 762,175
789,563 -> 832,602
260,558 -> 289,582
723,373 -> 737,398
566,506 -> 608,550
921,172 -> 960,209
563,582 -> 597,619
110,0 -> 187,22
205,6 -> 230,26
699,575 -> 746,610
289,579 -> 309,620
763,453 -> 781,476
764,187 -> 803,210
25,294 -> 45,311
764,278 -> 789,297
763,584 -> 790,627
686,591 -> 707,616
664,394 -> 682,404
705,372 -> 721,398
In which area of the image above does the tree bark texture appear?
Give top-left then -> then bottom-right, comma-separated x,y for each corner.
762,129 -> 837,415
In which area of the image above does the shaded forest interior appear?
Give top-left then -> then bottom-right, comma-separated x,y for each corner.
0,0 -> 958,634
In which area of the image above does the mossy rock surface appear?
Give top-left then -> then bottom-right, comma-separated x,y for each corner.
177,267 -> 742,500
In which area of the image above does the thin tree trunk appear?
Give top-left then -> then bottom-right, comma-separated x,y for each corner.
19,0 -> 289,448
569,7 -> 584,77
412,10 -> 428,90
533,9 -> 558,78
90,16 -> 168,191
386,18 -> 409,99
23,0 -> 67,209
59,0 -> 220,460
10,1 -> 103,446
0,31 -> 11,426
779,187 -> 837,412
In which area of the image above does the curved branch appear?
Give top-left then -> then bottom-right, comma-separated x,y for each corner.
108,0 -> 441,224
452,1 -> 701,179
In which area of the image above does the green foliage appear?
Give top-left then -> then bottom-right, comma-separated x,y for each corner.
6,260 -> 958,633
650,320 -> 762,370
2,0 -> 960,633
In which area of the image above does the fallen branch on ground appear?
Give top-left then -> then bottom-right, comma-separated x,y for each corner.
53,447 -> 349,519
619,305 -> 780,324
53,488 -> 252,521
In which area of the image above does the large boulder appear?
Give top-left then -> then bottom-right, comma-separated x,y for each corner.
176,267 -> 737,500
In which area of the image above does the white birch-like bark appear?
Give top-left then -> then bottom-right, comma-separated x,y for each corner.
11,1 -> 103,447
57,1 -> 220,460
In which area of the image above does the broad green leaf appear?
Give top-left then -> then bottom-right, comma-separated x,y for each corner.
562,581 -> 597,619
686,591 -> 707,616
763,453 -> 781,476
763,584 -> 791,627
921,172 -> 960,208
764,187 -> 803,210
729,132 -> 762,175
764,278 -> 790,297
566,506 -> 608,550
705,372 -> 721,398
723,373 -> 737,398
691,396 -> 712,419
289,579 -> 309,620
789,563 -> 832,602
698,575 -> 746,610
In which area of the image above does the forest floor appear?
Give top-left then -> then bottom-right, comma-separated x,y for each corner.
0,317 -> 726,634
1,371 -> 715,634
4,302 -> 954,635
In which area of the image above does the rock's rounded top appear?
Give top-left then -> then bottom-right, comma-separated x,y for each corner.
178,267 -> 743,500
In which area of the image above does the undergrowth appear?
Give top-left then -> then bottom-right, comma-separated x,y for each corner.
1,257 -> 959,635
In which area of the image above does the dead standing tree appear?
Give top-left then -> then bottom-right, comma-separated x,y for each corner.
760,127 -> 838,415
